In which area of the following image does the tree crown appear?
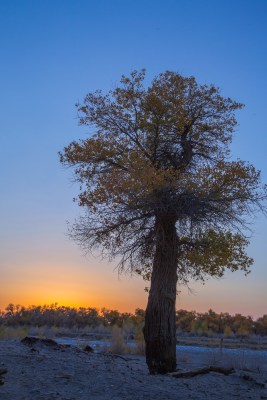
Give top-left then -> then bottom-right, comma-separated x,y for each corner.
60,70 -> 266,283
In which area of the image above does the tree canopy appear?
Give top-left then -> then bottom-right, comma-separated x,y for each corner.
60,70 -> 264,282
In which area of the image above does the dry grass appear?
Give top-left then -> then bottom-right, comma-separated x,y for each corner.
106,326 -> 146,355
109,326 -> 127,354
204,350 -> 267,375
133,329 -> 145,355
0,326 -> 29,340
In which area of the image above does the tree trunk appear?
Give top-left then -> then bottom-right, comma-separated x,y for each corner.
144,215 -> 178,374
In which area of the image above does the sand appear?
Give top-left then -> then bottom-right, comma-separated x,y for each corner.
0,339 -> 267,400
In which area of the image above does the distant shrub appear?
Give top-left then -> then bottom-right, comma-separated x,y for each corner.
237,325 -> 249,338
109,326 -> 126,354
0,326 -> 28,340
134,329 -> 146,355
224,325 -> 233,337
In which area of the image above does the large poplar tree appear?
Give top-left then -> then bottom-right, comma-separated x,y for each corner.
60,70 -> 266,374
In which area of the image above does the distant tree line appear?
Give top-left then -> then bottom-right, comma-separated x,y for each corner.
0,304 -> 145,330
0,304 -> 266,336
175,309 -> 267,337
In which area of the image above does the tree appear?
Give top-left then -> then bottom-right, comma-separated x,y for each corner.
59,70 -> 266,374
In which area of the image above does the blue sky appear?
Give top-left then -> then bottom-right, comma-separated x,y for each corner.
0,0 -> 267,316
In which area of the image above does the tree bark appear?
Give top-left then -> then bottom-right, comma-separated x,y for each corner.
144,214 -> 178,374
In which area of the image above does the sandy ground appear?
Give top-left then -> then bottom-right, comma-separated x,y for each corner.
0,339 -> 267,400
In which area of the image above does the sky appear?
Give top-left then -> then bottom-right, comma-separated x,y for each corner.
0,0 -> 267,318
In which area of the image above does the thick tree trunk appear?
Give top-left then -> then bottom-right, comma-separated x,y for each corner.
144,215 -> 178,374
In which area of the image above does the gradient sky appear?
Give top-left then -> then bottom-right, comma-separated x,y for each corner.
0,0 -> 267,317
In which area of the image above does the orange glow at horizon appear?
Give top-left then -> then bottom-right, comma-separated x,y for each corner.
0,260 -> 148,313
1,260 -> 266,319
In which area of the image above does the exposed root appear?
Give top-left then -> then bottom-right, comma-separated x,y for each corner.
169,366 -> 235,378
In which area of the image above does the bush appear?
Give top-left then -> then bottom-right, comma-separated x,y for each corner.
224,325 -> 233,337
134,329 -> 146,355
109,326 -> 126,354
0,326 -> 28,340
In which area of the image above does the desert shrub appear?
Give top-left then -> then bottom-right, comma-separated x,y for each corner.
224,325 -> 233,337
134,332 -> 145,355
109,326 -> 126,354
0,326 -> 28,340
237,325 -> 250,338
207,329 -> 214,337
191,320 -> 209,336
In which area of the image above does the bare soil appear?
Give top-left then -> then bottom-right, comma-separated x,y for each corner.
0,339 -> 267,400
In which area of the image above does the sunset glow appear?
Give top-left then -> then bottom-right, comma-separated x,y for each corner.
0,1 -> 266,320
